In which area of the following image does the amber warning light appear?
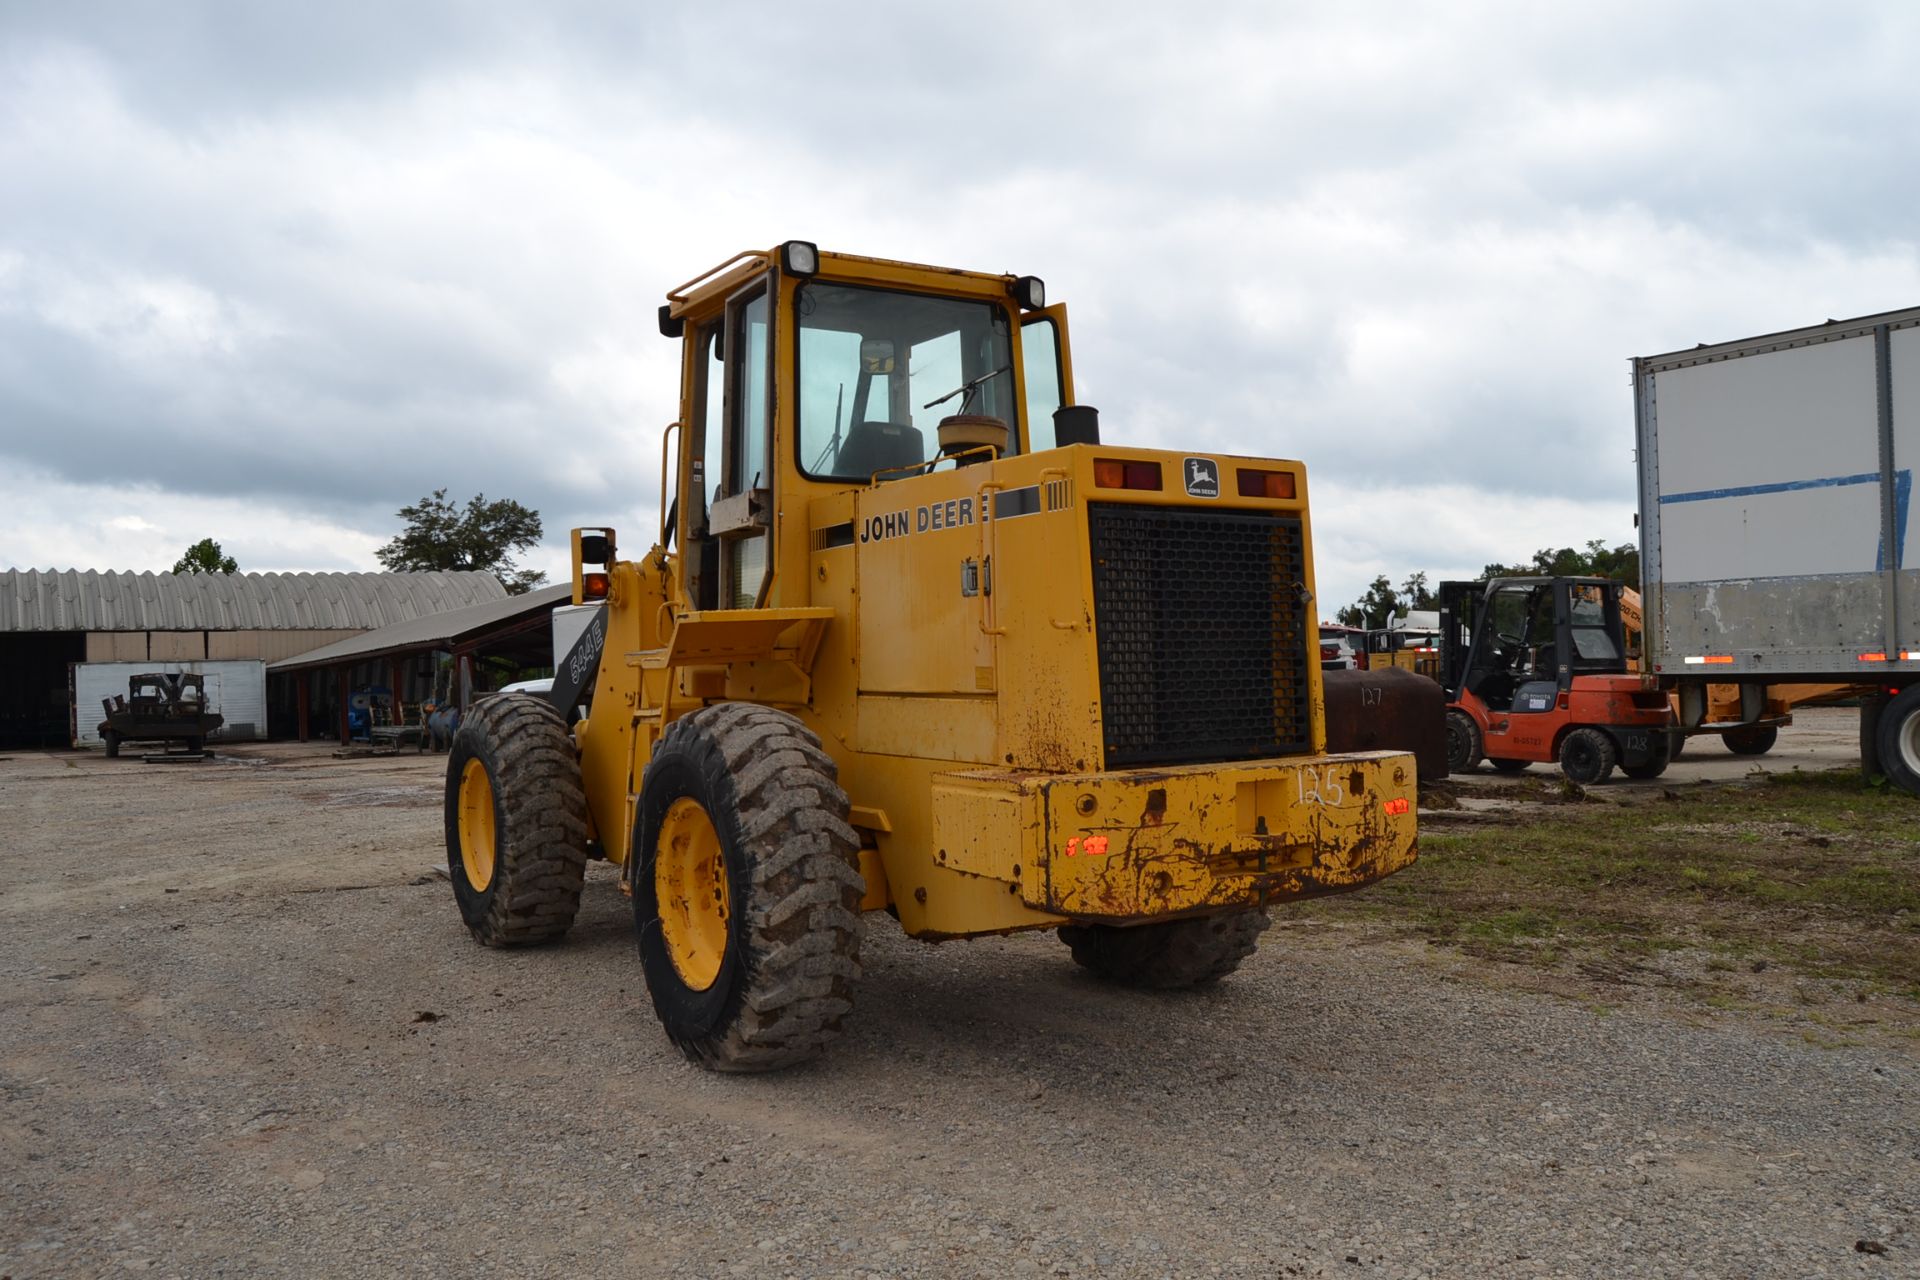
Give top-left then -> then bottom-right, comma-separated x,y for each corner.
1236,469 -> 1296,499
582,571 -> 610,600
1093,459 -> 1163,490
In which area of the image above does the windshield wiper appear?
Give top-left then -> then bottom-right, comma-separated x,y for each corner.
922,365 -> 1009,414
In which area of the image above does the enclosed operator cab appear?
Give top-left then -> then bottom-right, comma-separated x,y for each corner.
1439,576 -> 1672,784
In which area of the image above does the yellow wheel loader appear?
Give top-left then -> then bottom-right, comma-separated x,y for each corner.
443,243 -> 1420,1072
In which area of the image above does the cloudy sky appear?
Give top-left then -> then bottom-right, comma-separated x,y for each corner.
4,2 -> 1918,614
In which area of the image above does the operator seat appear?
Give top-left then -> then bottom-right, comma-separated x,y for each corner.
835,421 -> 925,479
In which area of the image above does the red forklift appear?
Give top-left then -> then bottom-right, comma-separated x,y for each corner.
1438,576 -> 1674,783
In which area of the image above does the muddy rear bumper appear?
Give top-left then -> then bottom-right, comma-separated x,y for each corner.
930,751 -> 1419,922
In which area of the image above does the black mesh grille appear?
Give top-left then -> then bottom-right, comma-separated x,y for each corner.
1088,503 -> 1311,768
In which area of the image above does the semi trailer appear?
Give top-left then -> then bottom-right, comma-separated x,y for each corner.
1632,305 -> 1920,796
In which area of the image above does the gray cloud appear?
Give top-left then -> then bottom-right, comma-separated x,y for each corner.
3,2 -> 1918,608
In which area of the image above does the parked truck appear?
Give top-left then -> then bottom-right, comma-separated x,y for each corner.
1632,305 -> 1920,796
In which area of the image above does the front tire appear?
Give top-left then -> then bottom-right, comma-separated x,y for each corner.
1059,910 -> 1271,989
1487,757 -> 1530,774
444,694 -> 589,947
634,703 -> 863,1073
1559,727 -> 1618,785
1875,686 -> 1920,799
1723,725 -> 1778,756
1445,708 -> 1483,773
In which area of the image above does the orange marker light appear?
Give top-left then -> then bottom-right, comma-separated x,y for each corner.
1859,652 -> 1888,662
1093,459 -> 1162,491
582,571 -> 610,600
1235,469 -> 1296,499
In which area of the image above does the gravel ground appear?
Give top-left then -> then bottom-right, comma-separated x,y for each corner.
1,741 -> 1914,1278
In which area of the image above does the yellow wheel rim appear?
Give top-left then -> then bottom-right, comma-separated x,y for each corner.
457,758 -> 497,891
655,796 -> 730,991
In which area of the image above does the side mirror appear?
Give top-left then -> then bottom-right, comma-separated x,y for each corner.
1054,404 -> 1100,446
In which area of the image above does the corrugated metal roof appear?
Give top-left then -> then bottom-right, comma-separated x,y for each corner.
0,569 -> 509,633
268,584 -> 571,672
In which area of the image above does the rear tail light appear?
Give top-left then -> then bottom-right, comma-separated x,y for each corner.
1093,459 -> 1163,490
1235,469 -> 1297,499
582,571 -> 610,600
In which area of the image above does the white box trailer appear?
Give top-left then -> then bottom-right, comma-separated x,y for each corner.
1633,305 -> 1920,793
69,659 -> 268,748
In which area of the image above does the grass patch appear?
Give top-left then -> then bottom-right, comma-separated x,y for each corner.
1304,767 -> 1920,994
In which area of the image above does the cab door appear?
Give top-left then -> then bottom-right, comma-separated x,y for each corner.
709,277 -> 775,609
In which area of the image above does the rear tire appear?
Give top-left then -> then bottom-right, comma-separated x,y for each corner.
1487,757 -> 1530,774
634,703 -> 863,1073
445,694 -> 590,947
1559,727 -> 1618,785
103,730 -> 121,759
1622,731 -> 1671,780
1875,686 -> 1920,799
1059,910 -> 1270,989
1445,709 -> 1483,773
1723,725 -> 1778,756
1667,731 -> 1688,762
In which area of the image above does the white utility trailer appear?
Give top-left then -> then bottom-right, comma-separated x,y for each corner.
1633,305 -> 1919,795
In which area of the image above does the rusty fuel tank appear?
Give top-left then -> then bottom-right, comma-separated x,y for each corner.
1322,667 -> 1448,781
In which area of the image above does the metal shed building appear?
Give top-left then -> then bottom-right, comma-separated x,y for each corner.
0,569 -> 508,747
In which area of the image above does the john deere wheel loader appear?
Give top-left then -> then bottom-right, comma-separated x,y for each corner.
444,242 -> 1420,1072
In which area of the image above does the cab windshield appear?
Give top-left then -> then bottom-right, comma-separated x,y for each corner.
796,281 -> 1016,481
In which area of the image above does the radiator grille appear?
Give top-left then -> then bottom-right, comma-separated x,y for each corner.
1088,503 -> 1312,768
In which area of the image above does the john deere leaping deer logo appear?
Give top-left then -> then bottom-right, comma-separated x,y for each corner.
1183,457 -> 1219,499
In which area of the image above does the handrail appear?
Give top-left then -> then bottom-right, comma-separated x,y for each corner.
658,421 -> 682,548
665,250 -> 772,305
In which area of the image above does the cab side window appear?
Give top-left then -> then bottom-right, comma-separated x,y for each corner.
1021,316 -> 1063,452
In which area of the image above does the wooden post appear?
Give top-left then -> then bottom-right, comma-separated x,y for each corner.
458,653 -> 472,710
296,673 -> 310,743
336,667 -> 349,745
389,658 -> 405,726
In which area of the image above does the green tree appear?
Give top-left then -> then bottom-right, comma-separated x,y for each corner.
1337,574 -> 1403,629
172,538 -> 238,575
1398,571 -> 1435,612
375,489 -> 546,594
1481,539 -> 1640,588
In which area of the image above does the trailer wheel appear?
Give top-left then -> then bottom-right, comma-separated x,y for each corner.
1559,727 -> 1618,785
1487,757 -> 1530,774
1059,910 -> 1271,989
633,703 -> 863,1073
1444,709 -> 1482,773
1723,725 -> 1778,756
103,730 -> 121,759
1875,686 -> 1920,799
444,694 -> 590,947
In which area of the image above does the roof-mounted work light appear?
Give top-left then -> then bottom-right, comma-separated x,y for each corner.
1012,276 -> 1045,311
781,240 -> 819,277
658,304 -> 684,339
